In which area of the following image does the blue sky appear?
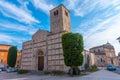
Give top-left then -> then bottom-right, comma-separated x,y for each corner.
0,0 -> 120,55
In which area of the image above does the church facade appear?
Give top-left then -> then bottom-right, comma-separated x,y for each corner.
90,42 -> 119,67
21,5 -> 71,71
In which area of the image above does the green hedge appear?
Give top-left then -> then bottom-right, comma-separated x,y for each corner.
51,70 -> 65,75
62,33 -> 84,67
91,65 -> 98,70
17,70 -> 29,74
62,33 -> 84,75
41,70 -> 65,75
7,46 -> 17,67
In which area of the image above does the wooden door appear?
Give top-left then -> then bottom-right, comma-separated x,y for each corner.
38,56 -> 44,70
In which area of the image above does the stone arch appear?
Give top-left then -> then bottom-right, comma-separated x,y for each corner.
37,49 -> 44,70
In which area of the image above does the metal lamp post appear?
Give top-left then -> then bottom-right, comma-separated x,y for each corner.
117,37 -> 120,44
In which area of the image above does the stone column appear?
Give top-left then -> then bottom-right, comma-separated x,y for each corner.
44,38 -> 48,71
31,40 -> 36,70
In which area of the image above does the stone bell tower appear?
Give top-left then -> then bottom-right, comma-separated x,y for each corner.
50,4 -> 71,33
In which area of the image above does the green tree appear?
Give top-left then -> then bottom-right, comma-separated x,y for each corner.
7,46 -> 17,67
62,33 -> 84,75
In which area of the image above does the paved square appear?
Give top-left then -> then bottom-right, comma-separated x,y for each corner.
0,70 -> 120,80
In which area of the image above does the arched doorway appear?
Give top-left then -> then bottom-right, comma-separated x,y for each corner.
38,50 -> 44,70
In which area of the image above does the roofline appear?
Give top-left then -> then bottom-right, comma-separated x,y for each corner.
32,30 -> 49,38
90,45 -> 103,50
0,44 -> 11,46
90,42 -> 115,49
23,40 -> 32,44
50,4 -> 70,13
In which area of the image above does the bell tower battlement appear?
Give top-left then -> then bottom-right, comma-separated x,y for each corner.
50,4 -> 71,33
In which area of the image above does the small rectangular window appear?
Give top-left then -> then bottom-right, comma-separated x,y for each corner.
1,52 -> 4,56
54,10 -> 58,16
1,60 -> 3,62
65,11 -> 68,16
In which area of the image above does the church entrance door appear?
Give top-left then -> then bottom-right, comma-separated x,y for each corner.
38,50 -> 44,70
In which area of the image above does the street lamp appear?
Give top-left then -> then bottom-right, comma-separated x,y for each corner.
117,37 -> 120,44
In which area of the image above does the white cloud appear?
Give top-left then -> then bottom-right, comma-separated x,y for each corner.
0,0 -> 39,24
0,33 -> 26,44
84,14 -> 120,39
0,34 -> 13,43
31,0 -> 54,14
84,14 -> 120,55
17,0 -> 31,13
67,0 -> 120,55
65,0 -> 80,9
0,20 -> 37,35
65,0 -> 120,16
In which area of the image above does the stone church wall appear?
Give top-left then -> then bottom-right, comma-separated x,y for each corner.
47,32 -> 69,71
21,40 -> 33,70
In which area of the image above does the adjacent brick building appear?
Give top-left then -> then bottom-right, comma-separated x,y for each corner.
90,42 -> 119,67
0,44 -> 11,67
0,44 -> 22,68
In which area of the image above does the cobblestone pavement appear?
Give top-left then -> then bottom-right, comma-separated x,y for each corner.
0,70 -> 120,80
